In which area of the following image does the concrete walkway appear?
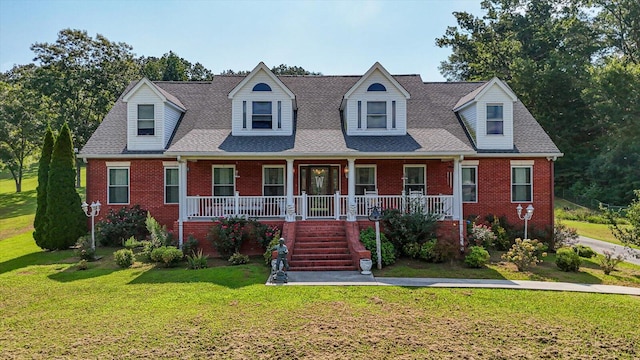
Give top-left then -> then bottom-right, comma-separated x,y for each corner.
267,271 -> 640,295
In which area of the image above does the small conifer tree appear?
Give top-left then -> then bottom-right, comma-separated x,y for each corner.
43,123 -> 86,249
33,125 -> 55,249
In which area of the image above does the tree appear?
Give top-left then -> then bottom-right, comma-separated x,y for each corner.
270,64 -> 321,75
139,51 -> 214,81
0,65 -> 52,192
43,123 -> 86,250
435,0 -> 601,192
595,0 -> 640,64
33,125 -> 55,249
603,190 -> 640,247
30,29 -> 140,156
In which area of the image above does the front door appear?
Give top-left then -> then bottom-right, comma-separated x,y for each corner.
300,166 -> 340,217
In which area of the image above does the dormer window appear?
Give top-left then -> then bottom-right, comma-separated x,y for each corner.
137,104 -> 155,135
487,104 -> 504,135
367,83 -> 386,91
367,101 -> 387,129
252,101 -> 272,129
252,83 -> 272,91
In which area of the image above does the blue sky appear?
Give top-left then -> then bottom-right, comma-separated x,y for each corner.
0,0 -> 482,81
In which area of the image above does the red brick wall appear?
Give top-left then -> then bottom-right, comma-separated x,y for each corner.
462,158 -> 554,231
86,159 -> 179,229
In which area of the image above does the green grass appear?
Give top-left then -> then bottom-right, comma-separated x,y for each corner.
1,233 -> 640,359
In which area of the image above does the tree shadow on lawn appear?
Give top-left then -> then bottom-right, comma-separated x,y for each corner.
127,260 -> 270,289
47,260 -> 121,282
0,249 -> 74,275
0,190 -> 37,219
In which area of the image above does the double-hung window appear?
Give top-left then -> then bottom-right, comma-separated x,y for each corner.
165,168 -> 179,204
486,104 -> 503,135
263,166 -> 285,196
137,104 -> 155,135
404,165 -> 426,194
355,166 -> 376,195
213,166 -> 235,196
108,168 -> 129,204
462,166 -> 477,202
252,101 -> 272,129
511,166 -> 532,202
367,101 -> 386,129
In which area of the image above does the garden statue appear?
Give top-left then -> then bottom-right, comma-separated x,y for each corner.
274,238 -> 289,272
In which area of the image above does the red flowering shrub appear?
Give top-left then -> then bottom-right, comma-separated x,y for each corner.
207,217 -> 278,258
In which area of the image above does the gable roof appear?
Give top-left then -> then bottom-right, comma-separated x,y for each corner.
227,62 -> 295,99
80,71 -> 562,158
343,62 -> 411,99
453,77 -> 517,111
122,77 -> 186,111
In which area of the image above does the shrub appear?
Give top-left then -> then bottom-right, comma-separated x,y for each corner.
146,212 -> 172,247
96,205 -> 149,246
263,230 -> 281,265
186,249 -> 208,269
360,227 -> 396,266
34,125 -> 54,250
419,239 -> 437,262
150,246 -> 183,267
402,242 -> 421,259
502,238 -> 547,271
207,216 -> 249,258
433,228 -> 464,262
114,248 -> 135,268
182,235 -> 199,256
381,208 -> 439,255
74,235 -> 96,261
573,245 -> 596,258
555,248 -> 581,272
123,236 -> 143,250
465,246 -> 490,268
228,252 -> 250,265
77,259 -> 88,270
469,224 -> 496,248
553,222 -> 579,250
486,215 -> 516,251
599,250 -> 625,275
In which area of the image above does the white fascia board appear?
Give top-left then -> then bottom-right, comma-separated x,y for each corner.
343,62 -> 411,99
79,153 -> 174,159
164,150 -> 477,159
477,77 -> 518,102
474,152 -> 564,158
227,62 -> 295,99
122,78 -> 166,103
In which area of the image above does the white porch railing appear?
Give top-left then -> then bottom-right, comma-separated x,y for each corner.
186,192 -> 454,220
186,193 -> 286,219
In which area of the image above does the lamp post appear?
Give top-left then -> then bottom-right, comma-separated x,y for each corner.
516,204 -> 534,239
368,205 -> 382,270
82,201 -> 101,251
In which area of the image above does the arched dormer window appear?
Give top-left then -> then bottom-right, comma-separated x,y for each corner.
367,83 -> 386,92
252,83 -> 272,91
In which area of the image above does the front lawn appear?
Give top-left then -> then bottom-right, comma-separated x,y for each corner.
2,233 -> 640,359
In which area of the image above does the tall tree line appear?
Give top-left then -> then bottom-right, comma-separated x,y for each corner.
436,0 -> 640,205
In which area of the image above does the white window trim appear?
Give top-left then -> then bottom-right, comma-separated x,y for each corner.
462,165 -> 478,203
486,103 -> 504,136
511,165 -> 533,203
107,167 -> 130,205
262,165 -> 285,196
403,164 -> 426,194
164,167 -> 179,204
251,100 -> 274,130
355,165 -> 377,194
212,165 -> 236,196
137,104 -> 155,136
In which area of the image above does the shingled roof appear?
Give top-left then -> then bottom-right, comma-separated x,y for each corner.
80,73 -> 561,158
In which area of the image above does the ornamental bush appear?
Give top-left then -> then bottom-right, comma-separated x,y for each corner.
207,217 -> 278,258
228,252 -> 250,265
502,238 -> 547,272
186,249 -> 208,270
74,235 -> 95,261
555,247 -> 581,272
114,248 -> 135,268
150,246 -> 183,267
553,222 -> 579,250
381,208 -> 439,255
96,205 -> 149,246
360,227 -> 396,266
418,239 -> 437,262
465,246 -> 490,268
33,125 -> 55,250
573,244 -> 596,258
599,250 -> 625,275
469,224 -> 496,248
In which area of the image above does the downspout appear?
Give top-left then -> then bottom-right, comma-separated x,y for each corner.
178,156 -> 187,249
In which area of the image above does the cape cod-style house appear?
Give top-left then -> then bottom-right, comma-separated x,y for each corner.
80,62 -> 562,270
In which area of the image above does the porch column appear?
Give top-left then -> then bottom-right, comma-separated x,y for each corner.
178,158 -> 188,248
452,157 -> 464,249
285,158 -> 295,222
347,158 -> 356,221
